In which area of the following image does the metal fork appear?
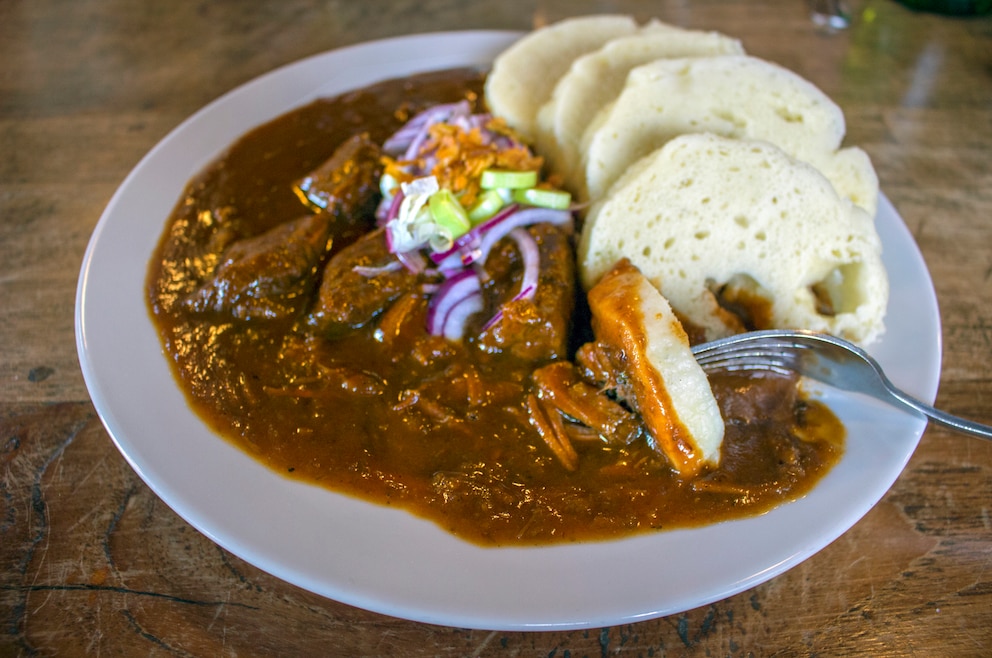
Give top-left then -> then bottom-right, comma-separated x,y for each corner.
692,329 -> 992,439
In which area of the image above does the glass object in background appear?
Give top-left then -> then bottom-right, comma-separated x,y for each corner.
810,0 -> 852,29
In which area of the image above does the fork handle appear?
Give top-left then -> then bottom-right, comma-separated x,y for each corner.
890,388 -> 992,439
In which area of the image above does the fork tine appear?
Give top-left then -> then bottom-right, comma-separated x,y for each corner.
698,359 -> 795,376
693,335 -> 807,355
695,350 -> 796,375
692,333 -> 814,376
693,343 -> 798,361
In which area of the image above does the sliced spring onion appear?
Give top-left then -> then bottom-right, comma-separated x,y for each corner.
480,168 -> 538,190
429,188 -> 471,238
466,189 -> 505,224
512,187 -> 572,210
430,204 -> 520,265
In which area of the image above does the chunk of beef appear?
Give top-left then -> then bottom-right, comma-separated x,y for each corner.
294,133 -> 383,228
182,212 -> 332,321
180,135 -> 387,323
471,223 -> 575,363
308,228 -> 419,336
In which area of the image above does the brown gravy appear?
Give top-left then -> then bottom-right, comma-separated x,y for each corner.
147,68 -> 843,547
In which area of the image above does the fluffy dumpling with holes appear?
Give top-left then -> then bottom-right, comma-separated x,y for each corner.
533,21 -> 745,183
484,14 -> 640,142
578,132 -> 889,346
578,54 -> 878,219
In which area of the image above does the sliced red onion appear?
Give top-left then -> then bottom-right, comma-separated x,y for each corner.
399,123 -> 432,162
440,292 -> 484,341
426,269 -> 482,338
385,222 -> 428,273
449,113 -> 493,140
508,227 -> 539,302
352,261 -> 403,277
383,120 -> 424,155
432,205 -> 572,269
436,264 -> 468,280
430,204 -> 519,266
481,308 -> 503,331
374,197 -> 391,224
384,222 -> 399,253
492,135 -> 521,150
382,101 -> 471,156
403,102 -> 472,161
478,229 -> 539,332
448,114 -> 473,134
394,248 -> 428,274
376,187 -> 405,226
475,207 -> 571,264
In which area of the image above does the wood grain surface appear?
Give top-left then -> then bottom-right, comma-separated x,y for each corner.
2,0 -> 990,655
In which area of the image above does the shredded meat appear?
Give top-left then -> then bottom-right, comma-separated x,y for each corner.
531,361 -> 641,445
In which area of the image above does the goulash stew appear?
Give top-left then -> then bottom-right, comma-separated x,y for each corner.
147,69 -> 843,546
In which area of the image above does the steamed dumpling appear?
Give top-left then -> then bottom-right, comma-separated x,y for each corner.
579,133 -> 888,345
580,54 -> 879,218
484,14 -> 639,141
535,23 -> 744,184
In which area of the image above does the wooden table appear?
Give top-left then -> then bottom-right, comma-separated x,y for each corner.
3,0 -> 990,654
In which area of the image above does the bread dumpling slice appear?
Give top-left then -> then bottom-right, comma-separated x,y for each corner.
484,14 -> 638,142
579,133 -> 889,345
535,23 -> 744,184
580,54 -> 878,218
586,259 -> 724,477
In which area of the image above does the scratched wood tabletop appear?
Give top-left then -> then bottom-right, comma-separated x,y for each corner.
2,0 -> 991,655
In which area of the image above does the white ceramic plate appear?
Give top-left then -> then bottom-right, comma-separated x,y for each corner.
76,31 -> 941,631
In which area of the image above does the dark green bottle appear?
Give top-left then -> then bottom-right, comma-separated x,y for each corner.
899,0 -> 991,14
